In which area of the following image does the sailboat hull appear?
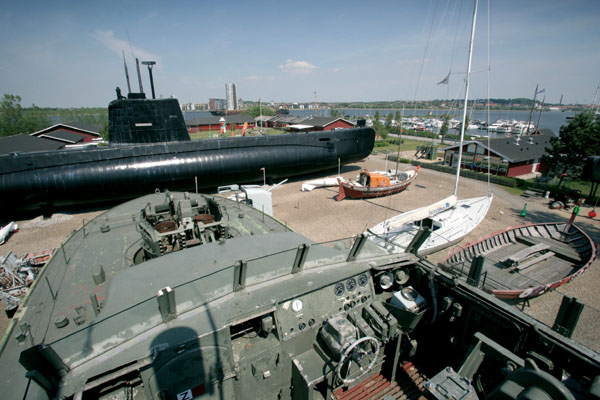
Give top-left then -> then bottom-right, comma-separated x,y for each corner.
368,195 -> 493,256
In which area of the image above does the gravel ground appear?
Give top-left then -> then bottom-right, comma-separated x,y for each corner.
2,154 -> 599,350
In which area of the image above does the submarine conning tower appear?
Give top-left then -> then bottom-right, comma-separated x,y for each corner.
108,88 -> 191,144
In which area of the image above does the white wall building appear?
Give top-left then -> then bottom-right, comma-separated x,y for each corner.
226,83 -> 238,110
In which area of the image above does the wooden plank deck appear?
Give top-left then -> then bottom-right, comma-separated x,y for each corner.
515,235 -> 581,263
501,243 -> 551,266
444,236 -> 578,292
515,251 -> 555,271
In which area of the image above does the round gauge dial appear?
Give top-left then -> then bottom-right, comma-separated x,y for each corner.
334,282 -> 345,296
358,273 -> 368,287
401,287 -> 418,301
346,278 -> 357,292
291,299 -> 303,312
394,268 -> 410,285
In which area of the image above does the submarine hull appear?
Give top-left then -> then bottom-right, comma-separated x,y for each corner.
0,127 -> 375,212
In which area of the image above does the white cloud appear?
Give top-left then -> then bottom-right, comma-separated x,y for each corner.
242,74 -> 278,83
279,59 -> 317,74
328,67 -> 340,73
91,30 -> 160,63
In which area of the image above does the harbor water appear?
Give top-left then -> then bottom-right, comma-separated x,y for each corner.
183,108 -> 577,136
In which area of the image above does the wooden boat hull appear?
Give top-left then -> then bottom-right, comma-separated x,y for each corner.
335,171 -> 417,201
441,222 -> 597,300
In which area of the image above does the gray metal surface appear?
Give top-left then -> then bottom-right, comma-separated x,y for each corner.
0,192 -> 598,399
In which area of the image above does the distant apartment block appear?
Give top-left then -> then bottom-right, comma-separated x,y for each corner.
181,103 -> 208,111
209,98 -> 227,111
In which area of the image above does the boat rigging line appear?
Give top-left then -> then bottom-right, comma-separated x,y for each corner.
411,0 -> 439,116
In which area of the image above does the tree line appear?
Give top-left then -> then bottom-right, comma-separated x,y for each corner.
0,94 -> 108,138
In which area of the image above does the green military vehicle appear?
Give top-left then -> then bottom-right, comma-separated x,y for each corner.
0,191 -> 598,399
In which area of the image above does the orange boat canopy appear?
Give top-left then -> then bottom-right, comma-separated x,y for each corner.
359,171 -> 390,188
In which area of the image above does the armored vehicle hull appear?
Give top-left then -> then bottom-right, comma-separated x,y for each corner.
0,191 -> 598,399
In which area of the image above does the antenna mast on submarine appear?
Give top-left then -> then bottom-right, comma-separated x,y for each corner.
122,51 -> 132,94
135,58 -> 144,94
142,61 -> 156,99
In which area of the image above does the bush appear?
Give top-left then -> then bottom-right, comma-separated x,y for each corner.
374,141 -> 390,147
515,178 -> 528,188
386,138 -> 404,146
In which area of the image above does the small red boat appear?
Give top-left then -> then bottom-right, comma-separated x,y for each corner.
335,167 -> 418,201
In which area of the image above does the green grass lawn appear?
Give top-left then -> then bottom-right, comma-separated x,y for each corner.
372,139 -> 443,154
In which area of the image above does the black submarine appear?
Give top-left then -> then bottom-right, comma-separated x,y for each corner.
0,72 -> 375,214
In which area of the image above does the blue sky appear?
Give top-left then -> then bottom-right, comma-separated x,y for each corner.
1,0 -> 599,107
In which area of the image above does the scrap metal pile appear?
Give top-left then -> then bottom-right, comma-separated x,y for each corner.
0,249 -> 55,307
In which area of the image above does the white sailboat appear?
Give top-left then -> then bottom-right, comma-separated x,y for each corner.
367,194 -> 492,255
366,0 -> 493,256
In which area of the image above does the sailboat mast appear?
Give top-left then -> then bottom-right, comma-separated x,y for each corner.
536,95 -> 545,133
525,84 -> 538,134
453,0 -> 479,197
486,0 -> 491,190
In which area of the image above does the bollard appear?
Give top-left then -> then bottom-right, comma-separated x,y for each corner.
520,203 -> 527,217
